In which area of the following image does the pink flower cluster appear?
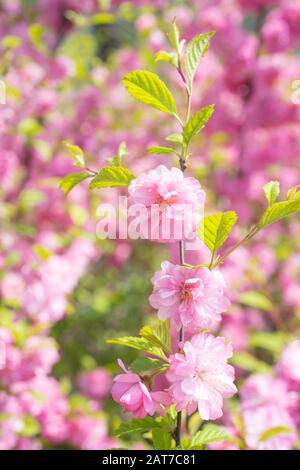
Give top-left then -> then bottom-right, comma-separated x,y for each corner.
113,166 -> 235,422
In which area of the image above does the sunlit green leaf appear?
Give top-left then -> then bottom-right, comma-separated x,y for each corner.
184,32 -> 215,85
189,424 -> 229,449
258,200 -> 300,229
147,146 -> 174,155
122,70 -> 177,115
259,426 -> 291,443
130,357 -> 167,373
116,417 -> 167,436
140,320 -> 172,354
89,167 -> 135,189
155,50 -> 178,67
63,141 -> 85,168
263,181 -> 280,206
107,336 -> 167,361
198,211 -> 237,257
183,105 -> 214,146
59,173 -> 90,195
152,429 -> 173,450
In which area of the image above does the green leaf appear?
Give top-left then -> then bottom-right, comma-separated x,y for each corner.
239,291 -> 273,312
107,141 -> 128,167
152,429 -> 173,450
107,336 -> 167,361
249,331 -> 290,356
147,146 -> 174,155
258,200 -> 300,229
189,424 -> 229,449
122,70 -> 177,115
18,118 -> 42,138
116,417 -> 167,436
166,133 -> 183,144
140,320 -> 172,354
198,211 -> 238,257
183,105 -> 214,146
59,173 -> 90,195
231,352 -> 270,373
29,23 -> 44,50
287,185 -> 300,201
184,32 -> 215,85
259,426 -> 291,443
167,19 -> 181,54
91,13 -> 115,24
155,50 -> 178,67
63,141 -> 85,168
263,181 -> 280,206
2,35 -> 22,49
130,357 -> 167,373
89,167 -> 135,189
19,415 -> 40,438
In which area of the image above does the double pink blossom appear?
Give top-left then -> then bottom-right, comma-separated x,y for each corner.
167,333 -> 237,420
150,261 -> 230,329
128,165 -> 205,243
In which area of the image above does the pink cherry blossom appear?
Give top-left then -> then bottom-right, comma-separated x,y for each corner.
111,360 -> 169,418
167,333 -> 237,420
128,165 -> 205,243
111,360 -> 156,419
149,261 -> 230,329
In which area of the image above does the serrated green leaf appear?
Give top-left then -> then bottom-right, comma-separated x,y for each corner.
140,320 -> 172,354
231,352 -> 270,373
166,133 -> 183,144
147,146 -> 174,155
130,357 -> 167,373
115,417 -> 166,436
152,429 -> 173,450
184,32 -> 215,85
259,426 -> 291,443
63,141 -> 85,168
258,200 -> 300,229
122,70 -> 177,115
107,336 -> 167,361
155,50 -> 178,67
183,105 -> 214,146
189,424 -> 229,449
263,181 -> 280,206
89,167 -> 135,189
239,291 -> 273,312
59,173 -> 90,195
198,211 -> 238,257
287,185 -> 300,201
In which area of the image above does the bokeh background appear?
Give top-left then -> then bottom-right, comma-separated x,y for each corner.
0,0 -> 300,450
